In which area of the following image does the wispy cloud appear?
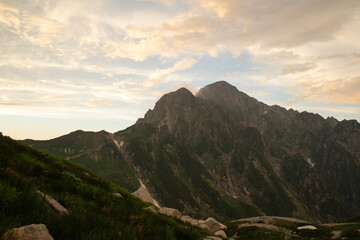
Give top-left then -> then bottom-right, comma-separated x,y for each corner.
0,102 -> 24,106
144,58 -> 197,87
1,0 -> 360,139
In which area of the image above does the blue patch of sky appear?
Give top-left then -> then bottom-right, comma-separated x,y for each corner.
106,0 -> 189,16
182,51 -> 260,86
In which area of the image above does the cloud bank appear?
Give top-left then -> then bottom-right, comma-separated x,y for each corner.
1,0 -> 360,138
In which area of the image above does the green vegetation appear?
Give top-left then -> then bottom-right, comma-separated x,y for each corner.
346,215 -> 360,222
235,226 -> 285,240
22,131 -> 141,192
0,133 -> 207,239
293,227 -> 332,239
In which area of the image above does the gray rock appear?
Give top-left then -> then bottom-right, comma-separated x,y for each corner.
132,180 -> 160,207
159,207 -> 182,219
113,192 -> 123,198
203,217 -> 227,233
37,190 -> 68,214
297,225 -> 317,230
214,229 -> 227,238
198,223 -> 210,231
144,206 -> 158,214
2,224 -> 54,240
181,215 -> 199,226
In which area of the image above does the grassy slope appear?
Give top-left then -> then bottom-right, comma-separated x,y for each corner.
0,133 -> 207,240
225,217 -> 360,240
22,131 -> 140,192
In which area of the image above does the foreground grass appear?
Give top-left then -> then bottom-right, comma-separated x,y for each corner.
0,133 -> 207,239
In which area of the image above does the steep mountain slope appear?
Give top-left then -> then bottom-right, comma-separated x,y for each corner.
23,130 -> 140,191
197,81 -> 360,221
24,81 -> 360,223
0,133 -> 207,239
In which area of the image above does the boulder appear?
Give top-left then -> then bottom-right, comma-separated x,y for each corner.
113,192 -> 123,198
214,230 -> 227,238
199,217 -> 227,233
144,206 -> 158,214
2,224 -> 54,240
37,190 -> 68,214
198,222 -> 210,231
181,215 -> 199,226
132,180 -> 160,207
297,225 -> 317,230
158,207 -> 182,219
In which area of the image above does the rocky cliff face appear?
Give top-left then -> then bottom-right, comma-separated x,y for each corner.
24,81 -> 360,222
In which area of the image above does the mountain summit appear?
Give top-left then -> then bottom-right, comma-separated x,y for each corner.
24,81 -> 360,222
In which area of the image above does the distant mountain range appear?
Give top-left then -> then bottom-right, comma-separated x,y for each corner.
23,81 -> 360,222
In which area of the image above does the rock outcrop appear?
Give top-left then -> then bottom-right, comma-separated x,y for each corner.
113,192 -> 123,198
198,217 -> 227,233
144,206 -> 158,214
37,190 -> 68,214
181,215 -> 199,226
132,180 -> 160,207
297,225 -> 317,230
2,224 -> 54,240
159,207 -> 182,219
214,230 -> 227,238
156,206 -> 227,237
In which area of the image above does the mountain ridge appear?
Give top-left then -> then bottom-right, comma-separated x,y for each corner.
23,81 -> 360,223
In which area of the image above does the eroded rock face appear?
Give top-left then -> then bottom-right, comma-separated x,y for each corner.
2,224 -> 54,240
159,207 -> 182,219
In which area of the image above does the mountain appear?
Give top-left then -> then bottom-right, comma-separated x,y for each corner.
0,132 -> 208,239
23,81 -> 360,223
23,130 -> 140,192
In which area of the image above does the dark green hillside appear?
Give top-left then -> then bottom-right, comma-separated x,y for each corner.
0,133 -> 206,240
23,130 -> 140,192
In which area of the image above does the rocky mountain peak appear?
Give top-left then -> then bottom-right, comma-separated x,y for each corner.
143,87 -> 197,126
197,81 -> 267,126
196,81 -> 242,101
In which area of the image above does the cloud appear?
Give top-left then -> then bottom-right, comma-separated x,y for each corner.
1,0 -> 360,129
0,102 -> 24,106
290,77 -> 360,104
280,62 -> 317,75
144,58 -> 197,87
136,0 -> 177,6
84,99 -> 110,107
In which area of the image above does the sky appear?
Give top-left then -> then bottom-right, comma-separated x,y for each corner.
0,0 -> 360,140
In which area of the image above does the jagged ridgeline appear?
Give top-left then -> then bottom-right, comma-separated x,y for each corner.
0,133 -> 208,239
23,81 -> 360,223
